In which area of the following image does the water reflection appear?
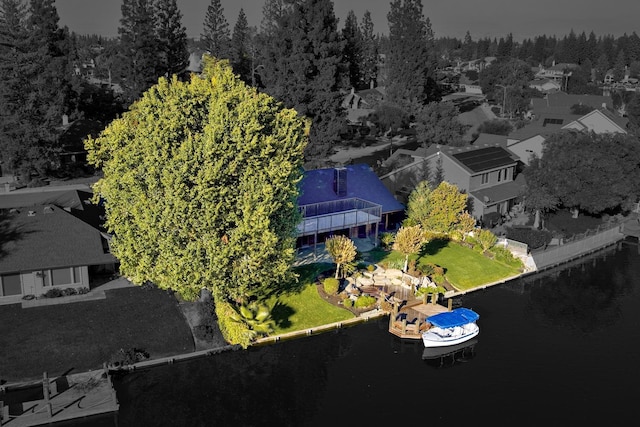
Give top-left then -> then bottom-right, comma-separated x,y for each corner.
422,338 -> 478,368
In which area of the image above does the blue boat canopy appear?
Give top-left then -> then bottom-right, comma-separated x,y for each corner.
427,308 -> 479,328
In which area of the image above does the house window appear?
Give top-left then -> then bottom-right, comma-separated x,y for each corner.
1,273 -> 22,296
497,169 -> 503,182
481,173 -> 489,184
43,267 -> 82,287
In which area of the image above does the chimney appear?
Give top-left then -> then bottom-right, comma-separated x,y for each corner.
333,167 -> 347,197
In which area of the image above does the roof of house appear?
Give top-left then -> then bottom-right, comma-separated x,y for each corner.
473,133 -> 508,146
470,173 -> 526,205
0,205 -> 116,274
298,163 -> 404,214
451,146 -> 518,173
508,112 -> 582,140
530,92 -> 612,112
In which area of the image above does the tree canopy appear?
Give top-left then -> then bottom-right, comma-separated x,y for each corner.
405,181 -> 472,236
86,57 -> 309,303
414,101 -> 468,146
525,131 -> 640,216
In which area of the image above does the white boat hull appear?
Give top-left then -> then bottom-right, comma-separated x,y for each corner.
422,323 -> 480,348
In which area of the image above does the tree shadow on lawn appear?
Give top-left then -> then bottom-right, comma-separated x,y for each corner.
419,238 -> 450,257
271,300 -> 295,329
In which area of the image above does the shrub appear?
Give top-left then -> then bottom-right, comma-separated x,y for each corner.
215,300 -> 252,348
44,288 -> 63,298
490,245 -> 523,268
416,261 -> 435,276
22,294 -> 35,300
77,287 -> 90,295
477,229 -> 498,251
323,277 -> 340,295
354,295 -> 376,309
432,274 -> 445,285
109,347 -> 149,367
505,227 -> 552,249
379,232 -> 395,250
342,298 -> 354,308
62,287 -> 77,296
366,264 -> 375,272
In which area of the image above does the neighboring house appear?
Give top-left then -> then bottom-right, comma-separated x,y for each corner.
507,109 -> 628,165
530,91 -> 613,115
379,143 -> 524,223
58,117 -> 104,169
297,164 -> 404,249
342,87 -> 385,125
534,62 -> 579,89
0,186 -> 117,303
529,78 -> 561,94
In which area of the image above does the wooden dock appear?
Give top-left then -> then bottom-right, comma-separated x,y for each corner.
0,367 -> 118,427
388,296 -> 450,340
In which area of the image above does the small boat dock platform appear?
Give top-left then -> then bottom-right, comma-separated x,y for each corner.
0,366 -> 118,426
388,296 -> 451,340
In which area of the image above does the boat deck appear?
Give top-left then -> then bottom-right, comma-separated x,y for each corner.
388,300 -> 449,340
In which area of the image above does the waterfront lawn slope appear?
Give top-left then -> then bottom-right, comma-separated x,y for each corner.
372,240 -> 522,291
269,263 -> 354,335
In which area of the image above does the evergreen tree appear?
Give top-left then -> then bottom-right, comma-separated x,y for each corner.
613,49 -> 627,81
201,0 -> 229,59
230,8 -> 252,84
154,0 -> 188,77
85,57 -> 309,303
385,0 -> 435,115
118,0 -> 160,105
0,0 -> 70,181
595,53 -> 609,83
359,10 -> 378,88
342,10 -> 362,90
258,0 -> 345,164
461,30 -> 474,61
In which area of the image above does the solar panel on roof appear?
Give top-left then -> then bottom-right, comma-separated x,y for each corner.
452,147 -> 515,172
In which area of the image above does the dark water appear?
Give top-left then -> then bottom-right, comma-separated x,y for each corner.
74,240 -> 640,426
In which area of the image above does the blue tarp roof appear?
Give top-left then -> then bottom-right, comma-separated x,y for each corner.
298,164 -> 404,214
427,308 -> 479,328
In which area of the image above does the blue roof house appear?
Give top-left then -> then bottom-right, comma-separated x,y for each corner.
297,164 -> 405,248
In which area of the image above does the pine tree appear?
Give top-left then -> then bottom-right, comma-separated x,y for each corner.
201,0 -> 229,59
154,0 -> 188,78
385,0 -> 435,115
359,10 -> 378,88
0,0 -> 70,181
258,0 -> 345,164
118,0 -> 160,105
230,8 -> 252,84
342,10 -> 362,90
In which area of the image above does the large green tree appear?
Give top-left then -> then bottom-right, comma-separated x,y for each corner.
85,57 -> 309,303
230,8 -> 252,84
118,0 -> 160,105
531,131 -> 640,217
405,181 -> 471,235
341,10 -> 362,90
385,0 -> 436,114
154,0 -> 188,78
359,10 -> 378,89
478,57 -> 535,117
414,101 -> 468,146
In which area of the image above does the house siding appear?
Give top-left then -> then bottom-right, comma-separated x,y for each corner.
1,265 -> 91,300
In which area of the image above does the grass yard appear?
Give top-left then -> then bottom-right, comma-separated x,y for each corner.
0,286 -> 194,383
373,240 -> 523,292
269,263 -> 354,335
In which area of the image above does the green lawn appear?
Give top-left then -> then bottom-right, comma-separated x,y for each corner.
374,240 -> 523,292
0,287 -> 194,383
269,263 -> 354,334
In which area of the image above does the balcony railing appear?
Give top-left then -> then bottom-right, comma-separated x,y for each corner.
297,198 -> 382,236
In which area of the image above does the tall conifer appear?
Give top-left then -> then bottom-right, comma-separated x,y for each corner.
201,0 -> 229,59
155,0 -> 188,78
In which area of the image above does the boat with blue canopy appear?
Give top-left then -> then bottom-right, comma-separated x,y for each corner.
422,307 -> 480,348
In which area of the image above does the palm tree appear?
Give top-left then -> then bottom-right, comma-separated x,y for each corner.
325,235 -> 358,279
392,225 -> 424,272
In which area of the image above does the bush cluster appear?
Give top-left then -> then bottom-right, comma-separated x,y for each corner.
505,227 -> 552,249
109,347 -> 149,367
42,287 -> 89,298
354,295 -> 376,309
323,277 -> 340,295
215,300 -> 252,348
490,246 -> 523,268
